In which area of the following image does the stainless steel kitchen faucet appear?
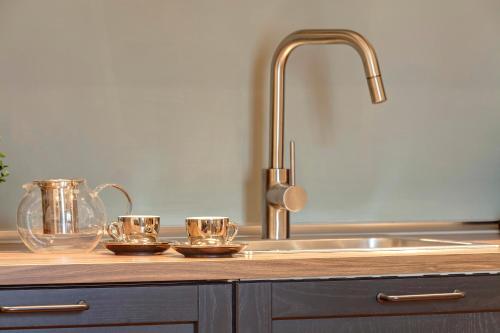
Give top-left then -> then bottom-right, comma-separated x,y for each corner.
265,29 -> 387,240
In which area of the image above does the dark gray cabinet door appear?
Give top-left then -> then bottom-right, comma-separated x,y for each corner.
0,284 -> 198,328
236,282 -> 271,333
1,323 -> 194,333
272,275 -> 500,318
237,275 -> 500,333
199,283 -> 233,333
273,312 -> 500,333
0,283 -> 232,333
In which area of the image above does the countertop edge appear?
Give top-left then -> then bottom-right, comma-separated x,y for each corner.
1,250 -> 500,286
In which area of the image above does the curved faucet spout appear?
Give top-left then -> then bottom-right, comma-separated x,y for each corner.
270,29 -> 387,169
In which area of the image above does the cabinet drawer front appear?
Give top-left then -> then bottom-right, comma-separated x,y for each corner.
1,323 -> 194,333
272,275 -> 500,318
273,312 -> 500,333
0,285 -> 197,328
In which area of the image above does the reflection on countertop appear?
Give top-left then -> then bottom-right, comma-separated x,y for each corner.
0,221 -> 497,286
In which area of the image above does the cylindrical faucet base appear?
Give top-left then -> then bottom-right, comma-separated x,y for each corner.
266,168 -> 290,240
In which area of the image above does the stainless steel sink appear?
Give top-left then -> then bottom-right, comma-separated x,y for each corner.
244,237 -> 497,254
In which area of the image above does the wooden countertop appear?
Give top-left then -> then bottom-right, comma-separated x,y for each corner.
0,233 -> 498,285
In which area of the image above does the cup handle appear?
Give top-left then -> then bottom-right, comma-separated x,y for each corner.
107,222 -> 123,241
93,183 -> 133,215
227,222 -> 239,243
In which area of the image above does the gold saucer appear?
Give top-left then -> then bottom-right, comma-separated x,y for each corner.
104,242 -> 171,255
171,243 -> 247,258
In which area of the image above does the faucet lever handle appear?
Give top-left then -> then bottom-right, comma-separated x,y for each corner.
289,140 -> 295,186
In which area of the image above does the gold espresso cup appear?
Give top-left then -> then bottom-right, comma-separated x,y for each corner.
108,215 -> 160,243
185,217 -> 238,246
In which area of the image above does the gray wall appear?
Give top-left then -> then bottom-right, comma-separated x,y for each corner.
0,0 -> 499,229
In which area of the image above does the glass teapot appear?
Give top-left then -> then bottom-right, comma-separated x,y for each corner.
17,179 -> 132,253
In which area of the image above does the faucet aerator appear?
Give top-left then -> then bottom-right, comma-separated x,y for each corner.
367,75 -> 387,104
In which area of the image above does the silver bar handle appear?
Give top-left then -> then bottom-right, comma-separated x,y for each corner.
289,140 -> 296,186
0,300 -> 89,313
377,290 -> 465,303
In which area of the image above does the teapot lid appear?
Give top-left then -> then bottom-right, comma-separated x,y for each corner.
33,178 -> 85,189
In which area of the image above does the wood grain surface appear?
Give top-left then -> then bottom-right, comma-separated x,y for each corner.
272,312 -> 500,333
198,284 -> 233,333
0,285 -> 198,328
0,237 -> 499,285
272,275 -> 500,318
236,282 -> 272,333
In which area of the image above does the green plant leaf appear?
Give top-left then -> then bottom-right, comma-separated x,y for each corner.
0,151 -> 7,183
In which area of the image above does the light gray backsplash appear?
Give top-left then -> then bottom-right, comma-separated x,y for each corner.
0,0 -> 499,229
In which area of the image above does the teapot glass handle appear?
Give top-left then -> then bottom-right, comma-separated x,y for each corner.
93,184 -> 133,215
22,183 -> 36,192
